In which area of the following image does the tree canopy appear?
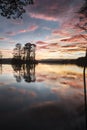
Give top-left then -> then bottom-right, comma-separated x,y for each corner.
0,0 -> 34,19
79,0 -> 87,17
77,0 -> 87,31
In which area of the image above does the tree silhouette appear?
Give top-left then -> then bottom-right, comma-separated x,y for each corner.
13,43 -> 22,59
0,0 -> 34,19
23,43 -> 36,61
0,51 -> 2,60
24,43 -> 31,60
13,42 -> 36,62
77,0 -> 87,30
21,46 -> 26,60
30,44 -> 36,61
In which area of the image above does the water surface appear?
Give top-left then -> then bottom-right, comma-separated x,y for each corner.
0,63 -> 87,130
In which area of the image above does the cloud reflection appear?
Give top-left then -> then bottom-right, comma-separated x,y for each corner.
0,64 -> 86,129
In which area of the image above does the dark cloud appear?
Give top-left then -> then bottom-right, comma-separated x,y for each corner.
6,31 -> 16,36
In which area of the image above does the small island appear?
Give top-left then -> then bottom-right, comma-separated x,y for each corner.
0,42 -> 38,64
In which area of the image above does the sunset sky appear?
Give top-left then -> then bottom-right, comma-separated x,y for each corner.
0,0 -> 87,59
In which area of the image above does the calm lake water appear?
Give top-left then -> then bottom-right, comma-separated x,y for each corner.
0,63 -> 87,130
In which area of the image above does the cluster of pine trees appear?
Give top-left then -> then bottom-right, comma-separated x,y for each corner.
13,43 -> 36,61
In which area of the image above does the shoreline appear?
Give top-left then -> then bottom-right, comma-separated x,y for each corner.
0,56 -> 87,67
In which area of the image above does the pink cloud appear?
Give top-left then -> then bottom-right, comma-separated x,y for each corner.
48,43 -> 59,47
27,0 -> 83,34
61,80 -> 83,89
19,29 -> 28,33
62,44 -> 77,48
0,37 -> 8,41
6,25 -> 38,36
37,46 -> 49,50
46,43 -> 61,51
18,25 -> 38,33
36,41 -> 49,50
9,41 -> 16,44
36,41 -> 60,51
29,13 -> 58,21
52,30 -> 70,37
28,25 -> 38,31
61,34 -> 87,42
36,41 -> 47,45
36,41 -> 60,50
0,38 -> 5,40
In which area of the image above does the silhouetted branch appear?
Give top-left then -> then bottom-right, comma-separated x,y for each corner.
0,0 -> 34,19
76,23 -> 87,31
79,0 -> 87,17
77,0 -> 87,31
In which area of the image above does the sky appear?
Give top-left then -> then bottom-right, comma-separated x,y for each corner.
0,0 -> 87,59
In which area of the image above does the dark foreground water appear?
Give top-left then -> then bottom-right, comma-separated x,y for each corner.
0,63 -> 87,130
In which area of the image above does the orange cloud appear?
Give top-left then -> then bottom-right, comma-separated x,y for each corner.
0,49 -> 13,58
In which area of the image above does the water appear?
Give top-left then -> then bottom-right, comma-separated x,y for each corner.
0,63 -> 87,130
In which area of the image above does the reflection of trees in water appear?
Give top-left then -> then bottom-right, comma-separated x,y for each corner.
13,64 -> 22,82
0,64 -> 2,74
12,64 -> 36,83
22,64 -> 36,82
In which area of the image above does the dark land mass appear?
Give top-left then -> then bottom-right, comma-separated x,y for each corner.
39,56 -> 87,67
0,56 -> 87,67
0,58 -> 38,64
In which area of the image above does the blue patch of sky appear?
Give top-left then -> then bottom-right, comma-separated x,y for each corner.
22,14 -> 59,29
8,18 -> 59,43
0,42 -> 14,49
